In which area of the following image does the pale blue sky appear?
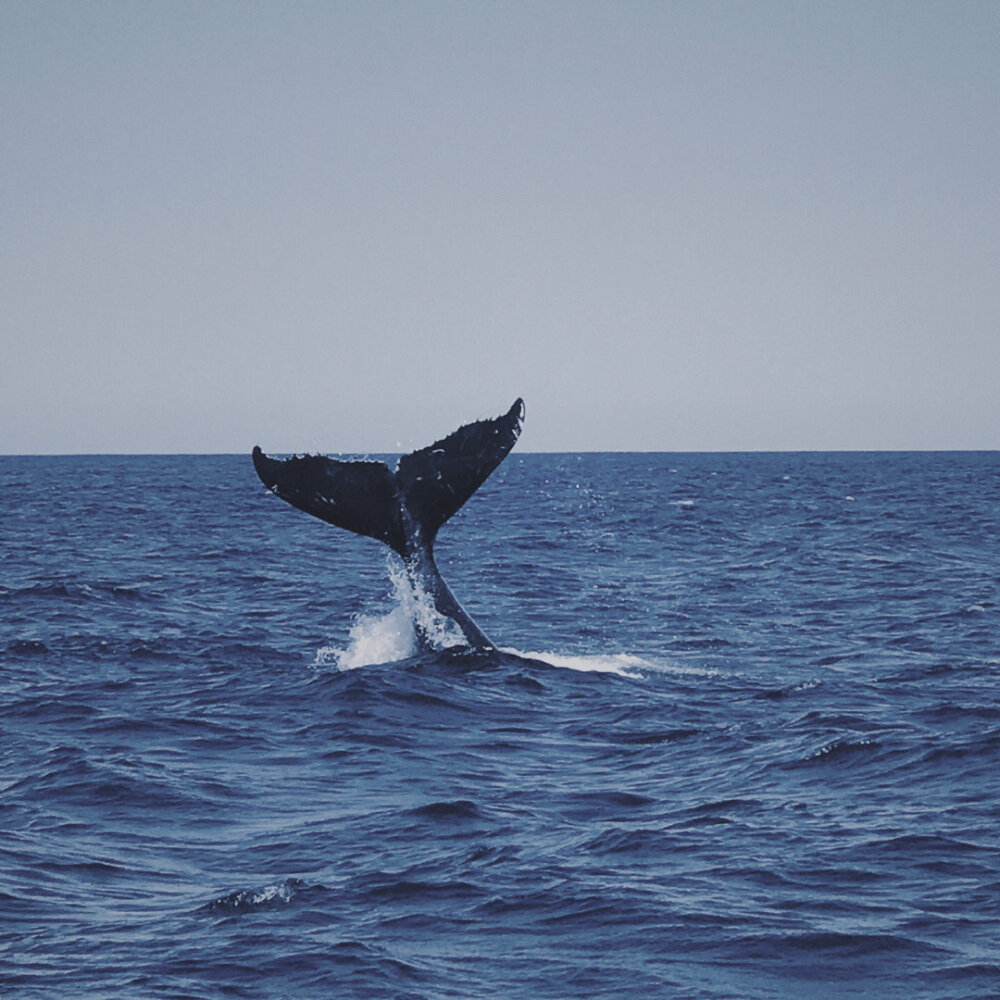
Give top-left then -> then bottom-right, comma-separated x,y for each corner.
2,1 -> 998,453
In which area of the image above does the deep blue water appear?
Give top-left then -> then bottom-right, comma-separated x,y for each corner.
2,451 -> 999,999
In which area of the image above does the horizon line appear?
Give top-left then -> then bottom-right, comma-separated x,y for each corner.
2,447 -> 998,459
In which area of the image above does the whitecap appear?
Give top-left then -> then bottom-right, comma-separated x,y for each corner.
206,878 -> 303,913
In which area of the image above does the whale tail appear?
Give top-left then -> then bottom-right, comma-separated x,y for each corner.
251,398 -> 525,559
252,398 -> 525,650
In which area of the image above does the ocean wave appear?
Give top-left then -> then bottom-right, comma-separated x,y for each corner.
407,799 -> 483,821
6,451 -> 1000,999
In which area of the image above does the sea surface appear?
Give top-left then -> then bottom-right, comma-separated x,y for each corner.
2,451 -> 999,999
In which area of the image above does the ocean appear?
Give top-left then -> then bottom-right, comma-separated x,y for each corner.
2,451 -> 999,999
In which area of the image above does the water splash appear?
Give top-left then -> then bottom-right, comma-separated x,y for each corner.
318,601 -> 416,670
316,562 -> 663,677
398,559 -> 466,652
316,557 -> 464,670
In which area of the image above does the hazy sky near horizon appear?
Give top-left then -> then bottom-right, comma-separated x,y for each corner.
2,1 -> 998,454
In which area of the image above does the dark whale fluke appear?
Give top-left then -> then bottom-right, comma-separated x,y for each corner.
252,398 -> 525,651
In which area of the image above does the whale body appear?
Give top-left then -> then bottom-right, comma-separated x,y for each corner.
252,398 -> 525,651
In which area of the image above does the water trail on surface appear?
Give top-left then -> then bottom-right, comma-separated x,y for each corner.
315,558 -> 463,670
503,649 -> 650,677
503,649 -> 721,678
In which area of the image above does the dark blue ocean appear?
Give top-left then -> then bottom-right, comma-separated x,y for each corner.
3,451 -> 999,999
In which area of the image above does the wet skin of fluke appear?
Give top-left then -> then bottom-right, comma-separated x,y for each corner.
252,398 -> 525,652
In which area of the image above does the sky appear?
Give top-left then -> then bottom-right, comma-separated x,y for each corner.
2,0 -> 998,454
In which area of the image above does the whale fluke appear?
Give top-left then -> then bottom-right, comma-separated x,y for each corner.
252,398 -> 525,650
251,449 -> 405,552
